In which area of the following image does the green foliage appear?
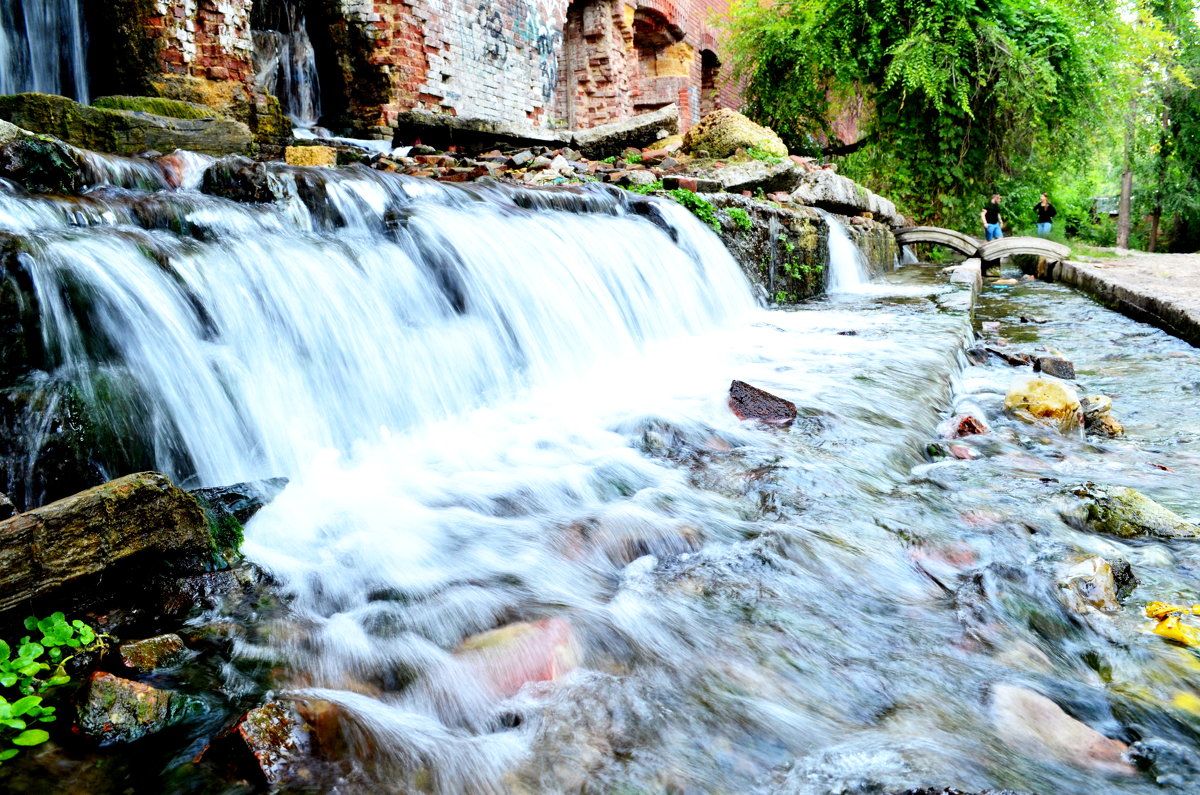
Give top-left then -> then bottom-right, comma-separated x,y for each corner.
92,95 -> 218,120
727,207 -> 754,231
723,0 -> 1119,226
667,188 -> 721,231
599,156 -> 617,164
621,179 -> 664,195
0,613 -> 108,764
625,152 -> 643,164
744,145 -> 783,164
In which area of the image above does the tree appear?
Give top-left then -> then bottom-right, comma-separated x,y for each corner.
722,0 -> 1120,227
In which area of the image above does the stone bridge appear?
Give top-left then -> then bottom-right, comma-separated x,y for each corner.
895,226 -> 1071,264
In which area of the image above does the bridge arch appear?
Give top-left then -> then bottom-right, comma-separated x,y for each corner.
894,226 -> 981,257
895,226 -> 1071,263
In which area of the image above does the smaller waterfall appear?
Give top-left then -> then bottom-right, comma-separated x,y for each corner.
818,209 -> 871,292
900,245 -> 919,265
0,0 -> 88,101
253,1 -> 321,127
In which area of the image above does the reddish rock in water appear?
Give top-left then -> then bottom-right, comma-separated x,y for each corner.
455,618 -> 580,698
728,380 -> 797,426
942,414 -> 989,438
235,701 -> 314,787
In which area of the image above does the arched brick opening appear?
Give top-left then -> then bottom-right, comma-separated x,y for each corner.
631,8 -> 690,113
700,48 -> 719,115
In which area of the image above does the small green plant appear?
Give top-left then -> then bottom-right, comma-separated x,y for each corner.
667,188 -> 720,232
754,187 -> 766,201
727,207 -> 753,232
626,152 -> 643,164
745,146 -> 783,164
599,156 -> 617,164
0,613 -> 109,764
773,289 -> 797,303
622,179 -> 664,195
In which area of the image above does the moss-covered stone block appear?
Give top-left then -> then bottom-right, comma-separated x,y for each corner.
92,95 -> 220,120
0,92 -> 251,157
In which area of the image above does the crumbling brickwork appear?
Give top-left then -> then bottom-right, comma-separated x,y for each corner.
96,0 -> 742,140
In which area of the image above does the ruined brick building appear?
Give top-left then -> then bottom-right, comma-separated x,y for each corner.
78,0 -> 741,143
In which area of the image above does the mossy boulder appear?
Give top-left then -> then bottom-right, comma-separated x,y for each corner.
682,109 -> 788,159
149,76 -> 291,155
0,118 -> 84,193
1072,484 -> 1200,539
0,92 -> 252,157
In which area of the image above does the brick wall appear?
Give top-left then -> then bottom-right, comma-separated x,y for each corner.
121,0 -> 744,138
149,1 -> 256,86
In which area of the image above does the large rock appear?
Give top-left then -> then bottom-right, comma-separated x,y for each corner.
233,700 -> 314,787
0,472 -> 211,613
1058,556 -> 1121,613
788,168 -> 903,226
572,105 -> 680,160
1003,375 -> 1083,433
200,155 -> 293,204
990,683 -> 1134,775
0,118 -> 85,193
682,109 -> 787,159
0,92 -> 252,158
120,633 -> 189,673
77,671 -> 200,744
709,160 -> 802,194
1072,484 -> 1200,539
392,108 -> 571,153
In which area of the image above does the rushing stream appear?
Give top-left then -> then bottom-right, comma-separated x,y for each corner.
2,155 -> 1200,793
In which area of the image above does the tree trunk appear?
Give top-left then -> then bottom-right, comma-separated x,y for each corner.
1149,107 -> 1170,253
1117,101 -> 1135,249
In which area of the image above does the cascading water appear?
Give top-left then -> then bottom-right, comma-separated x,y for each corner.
4,147 -> 1200,792
253,0 -> 322,128
0,0 -> 88,101
819,208 -> 872,292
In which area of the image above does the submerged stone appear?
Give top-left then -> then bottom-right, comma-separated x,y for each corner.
1003,375 -> 1082,433
1058,556 -> 1121,613
120,633 -> 189,673
990,683 -> 1134,775
455,618 -> 580,698
1072,484 -> 1200,539
78,672 -> 200,744
728,380 -> 797,426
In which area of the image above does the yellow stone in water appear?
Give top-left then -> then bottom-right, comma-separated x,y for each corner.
285,145 -> 337,167
1004,375 -> 1082,433
1152,615 -> 1200,646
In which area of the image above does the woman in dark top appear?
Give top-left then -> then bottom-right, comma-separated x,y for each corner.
1035,194 -> 1057,237
980,194 -> 1004,240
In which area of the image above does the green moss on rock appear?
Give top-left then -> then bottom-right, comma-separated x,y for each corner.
1074,485 -> 1200,539
683,109 -> 788,159
92,95 -> 220,120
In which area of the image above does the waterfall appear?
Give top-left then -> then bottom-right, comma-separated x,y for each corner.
818,208 -> 872,292
253,0 -> 322,128
0,0 -> 88,101
6,171 -> 755,491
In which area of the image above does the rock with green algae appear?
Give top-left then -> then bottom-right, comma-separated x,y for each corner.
233,700 -> 315,788
119,633 -> 189,673
0,118 -> 85,193
77,671 -> 202,744
1071,484 -> 1200,539
91,95 -> 220,120
0,471 -> 212,613
0,92 -> 252,158
682,109 -> 788,159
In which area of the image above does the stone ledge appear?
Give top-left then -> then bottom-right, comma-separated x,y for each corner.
1049,259 -> 1200,347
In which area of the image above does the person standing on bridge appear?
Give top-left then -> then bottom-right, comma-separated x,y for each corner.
981,194 -> 1004,241
1034,194 -> 1057,237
